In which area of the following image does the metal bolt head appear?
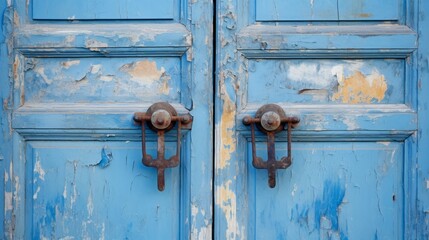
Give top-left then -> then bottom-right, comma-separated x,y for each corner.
243,116 -> 252,125
261,111 -> 281,131
151,109 -> 172,130
181,115 -> 192,124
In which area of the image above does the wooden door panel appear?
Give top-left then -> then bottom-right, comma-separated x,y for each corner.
23,57 -> 182,104
33,0 -> 177,20
3,0 -> 213,238
216,0 -> 418,239
27,142 -> 180,239
256,0 -> 401,21
249,142 -> 403,239
246,59 -> 405,105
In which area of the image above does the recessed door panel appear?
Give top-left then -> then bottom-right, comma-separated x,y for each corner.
33,0 -> 176,20
27,142 -> 181,239
249,142 -> 403,239
247,59 -> 404,104
24,57 -> 182,103
256,0 -> 401,21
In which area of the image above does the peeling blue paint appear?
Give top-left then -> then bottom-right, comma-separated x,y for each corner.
314,180 -> 345,232
291,204 -> 310,229
24,57 -> 181,103
90,146 -> 113,168
247,59 -> 403,104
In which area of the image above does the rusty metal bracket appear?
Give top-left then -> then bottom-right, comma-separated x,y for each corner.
134,102 -> 192,191
243,104 -> 299,188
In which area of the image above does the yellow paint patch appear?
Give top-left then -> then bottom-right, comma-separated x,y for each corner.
121,60 -> 164,83
13,55 -> 20,88
120,61 -> 160,81
218,74 -> 236,169
121,60 -> 170,94
219,180 -> 238,239
159,73 -> 171,95
12,56 -> 25,105
332,70 -> 387,104
13,10 -> 19,26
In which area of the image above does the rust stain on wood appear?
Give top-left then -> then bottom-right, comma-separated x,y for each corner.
358,13 -> 372,18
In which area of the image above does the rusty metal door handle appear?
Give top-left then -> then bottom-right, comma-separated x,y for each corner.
134,102 -> 192,191
243,104 -> 299,188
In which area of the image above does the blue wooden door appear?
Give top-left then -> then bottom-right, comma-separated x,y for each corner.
215,0 -> 429,239
0,0 -> 213,239
2,1 -> 429,239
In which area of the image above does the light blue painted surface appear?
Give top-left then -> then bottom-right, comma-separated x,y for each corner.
417,0 -> 429,238
337,0 -> 400,21
256,0 -> 338,21
26,142 -> 181,239
33,0 -> 176,20
1,0 -> 14,238
0,0 -> 8,237
24,57 -> 182,103
247,59 -> 405,104
237,25 -> 417,54
15,24 -> 191,50
256,0 -> 400,21
249,142 -> 403,239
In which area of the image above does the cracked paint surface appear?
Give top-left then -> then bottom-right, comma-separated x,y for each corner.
29,142 -> 181,239
24,58 -> 179,103
218,180 -> 238,239
191,204 -> 212,239
247,59 -> 400,104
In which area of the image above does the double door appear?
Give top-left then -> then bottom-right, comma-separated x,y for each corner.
1,0 -> 428,239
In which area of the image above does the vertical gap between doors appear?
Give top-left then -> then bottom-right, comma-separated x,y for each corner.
212,0 -> 217,239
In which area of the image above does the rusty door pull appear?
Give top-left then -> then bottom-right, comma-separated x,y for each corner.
243,104 -> 299,188
134,102 -> 192,191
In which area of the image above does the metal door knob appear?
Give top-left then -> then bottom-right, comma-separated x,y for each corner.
243,104 -> 299,188
134,102 -> 193,191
